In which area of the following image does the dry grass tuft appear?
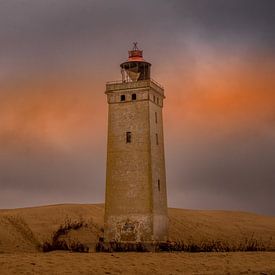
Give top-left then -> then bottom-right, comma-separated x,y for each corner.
42,218 -> 89,252
96,233 -> 271,252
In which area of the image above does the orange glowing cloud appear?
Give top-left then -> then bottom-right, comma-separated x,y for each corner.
164,55 -> 275,141
0,54 -> 274,154
0,73 -> 107,153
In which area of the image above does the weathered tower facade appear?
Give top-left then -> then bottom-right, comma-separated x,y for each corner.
104,44 -> 168,243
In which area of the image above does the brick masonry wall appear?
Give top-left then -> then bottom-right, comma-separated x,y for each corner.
104,81 -> 168,242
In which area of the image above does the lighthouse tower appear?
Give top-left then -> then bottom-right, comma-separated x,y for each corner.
104,43 -> 168,243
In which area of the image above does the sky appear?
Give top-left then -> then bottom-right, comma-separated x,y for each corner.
0,0 -> 274,215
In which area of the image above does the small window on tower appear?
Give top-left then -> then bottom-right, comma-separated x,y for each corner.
155,112 -> 157,123
158,179 -> 160,191
121,95 -> 125,101
132,93 -> 137,100
126,132 -> 132,143
156,133 -> 159,145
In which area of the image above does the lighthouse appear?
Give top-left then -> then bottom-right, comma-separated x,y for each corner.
104,43 -> 168,243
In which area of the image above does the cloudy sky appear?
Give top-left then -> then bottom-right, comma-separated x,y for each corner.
0,0 -> 274,215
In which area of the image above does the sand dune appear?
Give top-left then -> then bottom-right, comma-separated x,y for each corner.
0,204 -> 275,274
0,204 -> 103,252
0,204 -> 274,253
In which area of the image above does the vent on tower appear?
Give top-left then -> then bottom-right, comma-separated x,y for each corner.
121,43 -> 151,82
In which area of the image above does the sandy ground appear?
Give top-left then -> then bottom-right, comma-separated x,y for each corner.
0,204 -> 275,274
0,252 -> 275,274
1,204 -> 275,253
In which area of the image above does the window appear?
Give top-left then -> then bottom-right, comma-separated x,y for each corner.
153,95 -> 156,102
121,95 -> 125,101
155,112 -> 157,123
156,133 -> 159,145
158,179 -> 160,191
157,97 -> 159,105
126,132 -> 132,143
132,93 -> 136,100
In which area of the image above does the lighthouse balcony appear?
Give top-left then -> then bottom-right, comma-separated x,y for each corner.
106,78 -> 164,96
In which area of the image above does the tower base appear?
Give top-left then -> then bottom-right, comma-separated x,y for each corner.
96,240 -> 172,252
104,214 -> 168,243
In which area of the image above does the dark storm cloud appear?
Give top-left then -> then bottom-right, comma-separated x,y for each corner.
0,0 -> 274,86
1,0 -> 274,74
171,0 -> 275,45
166,134 -> 275,215
0,140 -> 106,206
0,0 -> 173,72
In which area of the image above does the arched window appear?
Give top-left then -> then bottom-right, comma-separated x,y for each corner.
121,95 -> 125,101
132,94 -> 137,100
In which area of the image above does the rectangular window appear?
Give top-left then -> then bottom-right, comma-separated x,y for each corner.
158,179 -> 160,191
156,133 -> 159,145
121,95 -> 125,101
155,112 -> 157,123
126,132 -> 132,143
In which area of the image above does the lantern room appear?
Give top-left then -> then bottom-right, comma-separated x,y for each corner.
120,43 -> 151,82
